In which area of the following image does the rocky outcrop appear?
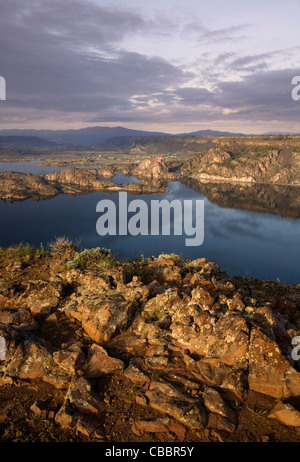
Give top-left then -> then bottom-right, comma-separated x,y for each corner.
43,167 -> 114,190
131,156 -> 177,180
0,250 -> 300,442
181,136 -> 300,186
0,167 -> 168,202
0,171 -> 59,201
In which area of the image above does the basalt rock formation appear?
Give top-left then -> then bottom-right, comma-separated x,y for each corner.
0,248 -> 300,442
0,166 -> 168,202
131,156 -> 178,180
181,136 -> 300,186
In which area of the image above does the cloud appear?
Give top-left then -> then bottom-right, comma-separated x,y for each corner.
216,68 -> 300,119
199,24 -> 249,42
0,0 -> 193,123
121,67 -> 300,126
0,0 -> 299,132
182,22 -> 249,43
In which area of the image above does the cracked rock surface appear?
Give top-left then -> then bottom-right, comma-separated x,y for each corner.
0,249 -> 300,442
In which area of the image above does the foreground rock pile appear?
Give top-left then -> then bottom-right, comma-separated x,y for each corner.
0,249 -> 300,442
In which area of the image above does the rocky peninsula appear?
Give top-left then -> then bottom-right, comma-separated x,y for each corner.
0,164 -> 169,202
0,241 -> 299,442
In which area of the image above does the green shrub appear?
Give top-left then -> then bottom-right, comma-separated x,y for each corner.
65,247 -> 115,270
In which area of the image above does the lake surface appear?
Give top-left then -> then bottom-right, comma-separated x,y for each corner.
0,172 -> 299,283
0,161 -> 64,175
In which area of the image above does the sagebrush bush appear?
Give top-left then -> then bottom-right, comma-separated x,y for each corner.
49,236 -> 77,260
65,247 -> 115,269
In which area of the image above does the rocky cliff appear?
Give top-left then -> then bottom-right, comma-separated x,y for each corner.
0,171 -> 59,201
131,156 -> 177,180
0,244 -> 300,442
181,136 -> 300,186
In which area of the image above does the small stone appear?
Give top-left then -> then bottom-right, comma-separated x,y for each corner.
268,402 -> 300,427
166,420 -> 186,440
76,415 -> 101,437
145,380 -> 207,430
135,395 -> 148,407
211,429 -> 229,442
52,345 -> 85,373
227,298 -> 245,312
55,403 -> 77,429
207,413 -> 236,433
84,344 -> 124,378
124,364 -> 150,388
48,410 -> 55,420
45,313 -> 59,322
203,387 -> 236,424
132,418 -> 170,436
30,400 -> 45,416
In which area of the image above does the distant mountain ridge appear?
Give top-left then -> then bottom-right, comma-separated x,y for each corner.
0,126 -> 247,146
0,126 -> 298,147
0,126 -> 170,146
0,135 -> 55,147
95,135 -> 213,155
177,129 -> 245,136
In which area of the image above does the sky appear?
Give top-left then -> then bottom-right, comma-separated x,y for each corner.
0,0 -> 299,134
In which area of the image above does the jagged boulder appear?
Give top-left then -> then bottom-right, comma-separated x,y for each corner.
248,327 -> 300,399
132,156 -> 172,178
145,380 -> 207,430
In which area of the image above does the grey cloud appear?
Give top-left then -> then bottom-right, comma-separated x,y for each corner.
0,0 -> 192,121
166,68 -> 300,122
182,22 -> 249,43
175,87 -> 214,106
199,24 -> 249,42
213,52 -> 237,66
217,68 -> 300,113
0,0 -> 299,130
116,67 -> 300,126
5,49 -> 191,115
0,0 -> 145,47
231,52 -> 275,68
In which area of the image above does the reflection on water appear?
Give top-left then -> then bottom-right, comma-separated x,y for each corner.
110,172 -> 139,185
99,172 -> 140,185
181,178 -> 300,219
0,180 -> 299,283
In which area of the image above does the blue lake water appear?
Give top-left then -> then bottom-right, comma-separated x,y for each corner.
110,172 -> 139,184
0,161 -> 63,175
0,175 -> 299,283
